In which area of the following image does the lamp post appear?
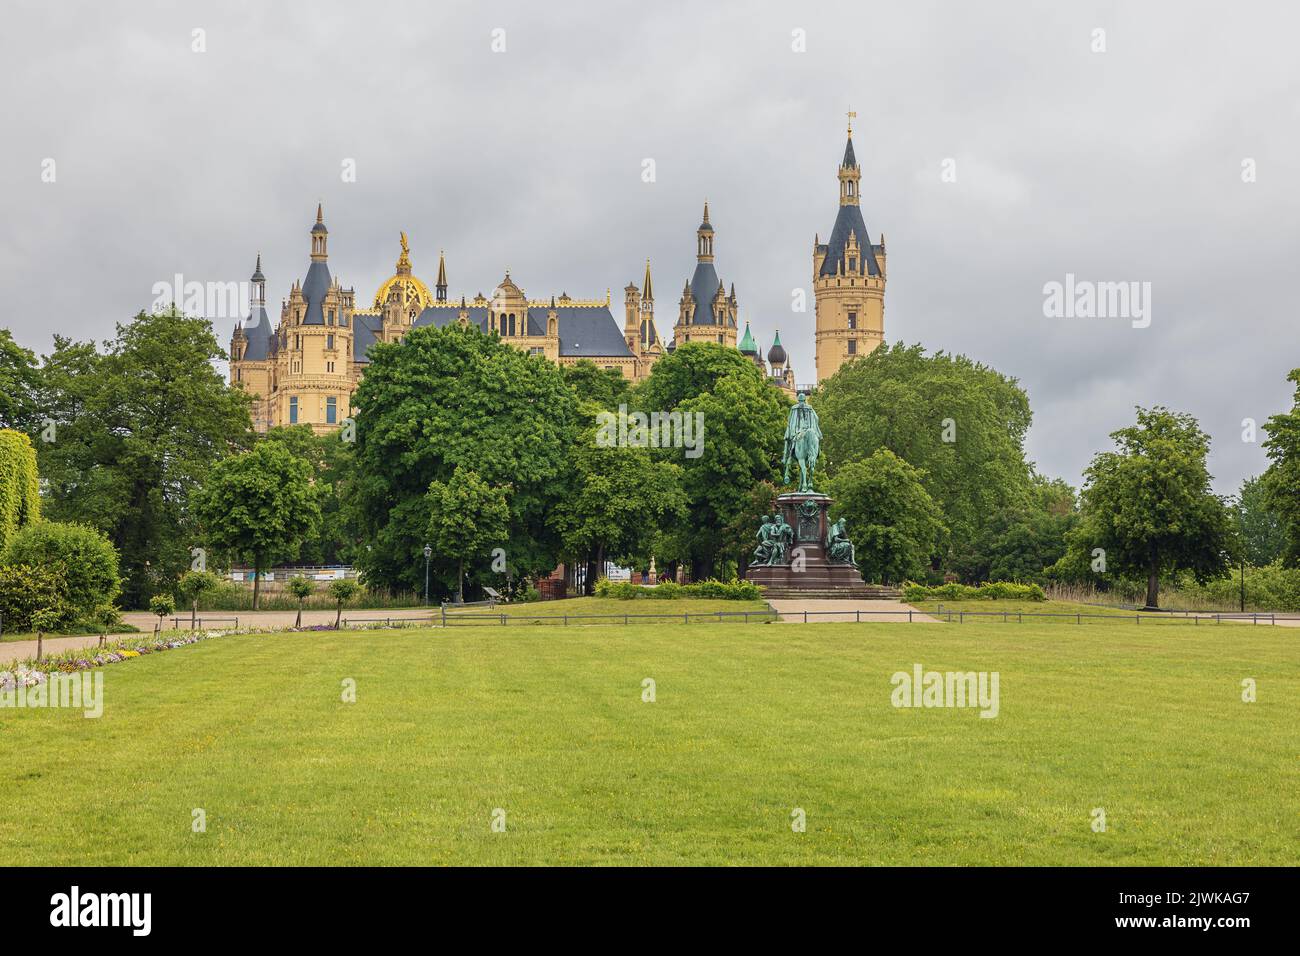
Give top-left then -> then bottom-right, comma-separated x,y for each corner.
1238,496 -> 1246,613
423,544 -> 432,605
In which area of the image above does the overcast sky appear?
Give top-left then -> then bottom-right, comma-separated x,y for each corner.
3,0 -> 1298,495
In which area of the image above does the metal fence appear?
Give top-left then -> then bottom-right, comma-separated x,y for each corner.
168,616 -> 240,630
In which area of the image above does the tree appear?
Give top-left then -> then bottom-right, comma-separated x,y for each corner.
816,343 -> 1034,569
425,467 -> 511,604
148,593 -> 175,636
3,521 -> 121,621
555,404 -> 686,592
193,442 -> 321,610
327,579 -> 362,628
952,474 -> 1077,584
1236,475 -> 1286,567
827,449 -> 946,584
562,360 -> 631,410
0,564 -> 70,633
631,343 -> 787,579
35,310 -> 253,607
0,330 -> 40,433
176,570 -> 223,631
1063,407 -> 1231,608
350,324 -> 579,596
1261,370 -> 1300,566
262,426 -> 355,566
287,575 -> 315,627
0,428 -> 40,554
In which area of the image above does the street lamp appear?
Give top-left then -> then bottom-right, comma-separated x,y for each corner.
423,544 -> 432,605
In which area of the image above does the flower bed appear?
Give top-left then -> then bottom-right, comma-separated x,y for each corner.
0,631 -> 223,690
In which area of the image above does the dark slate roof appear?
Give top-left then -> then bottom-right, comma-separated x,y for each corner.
239,307 -> 274,361
842,135 -> 857,169
352,312 -> 383,360
819,203 -> 881,278
301,260 -> 331,324
767,330 -> 787,366
688,261 -> 729,325
352,303 -> 633,363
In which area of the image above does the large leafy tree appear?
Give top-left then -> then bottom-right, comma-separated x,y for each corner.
1261,370 -> 1300,566
562,360 -> 631,410
350,323 -> 579,594
555,403 -> 687,592
827,449 -> 946,584
262,425 -> 355,566
0,329 -> 40,432
1236,475 -> 1285,568
1064,406 -> 1231,608
815,343 -> 1034,568
631,343 -> 787,580
953,474 -> 1077,584
193,442 -> 321,609
35,310 -> 253,607
425,466 -> 511,604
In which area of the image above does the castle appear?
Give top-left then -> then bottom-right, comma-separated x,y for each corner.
230,123 -> 881,432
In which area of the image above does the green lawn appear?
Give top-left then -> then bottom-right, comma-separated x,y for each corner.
438,595 -> 773,626
910,599 -> 1137,619
0,620 -> 1294,865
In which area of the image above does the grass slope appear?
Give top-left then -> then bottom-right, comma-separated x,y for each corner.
0,621 -> 1294,865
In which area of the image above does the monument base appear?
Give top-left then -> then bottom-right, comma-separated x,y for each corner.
746,492 -> 901,600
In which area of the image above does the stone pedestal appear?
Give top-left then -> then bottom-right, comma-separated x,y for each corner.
747,492 -> 899,600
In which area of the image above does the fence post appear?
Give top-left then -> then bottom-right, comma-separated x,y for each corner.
908,610 -> 913,623
804,611 -> 808,624
441,604 -> 446,628
501,613 -> 506,626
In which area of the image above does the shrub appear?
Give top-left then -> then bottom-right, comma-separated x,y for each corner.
518,587 -> 542,603
592,577 -> 758,600
902,581 -> 1046,603
3,521 -> 120,619
0,564 -> 73,632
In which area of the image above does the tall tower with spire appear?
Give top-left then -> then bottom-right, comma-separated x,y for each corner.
671,202 -> 738,350
623,259 -> 663,377
813,114 -> 886,382
229,253 -> 276,431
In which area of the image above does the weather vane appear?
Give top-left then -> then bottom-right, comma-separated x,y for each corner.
847,110 -> 857,134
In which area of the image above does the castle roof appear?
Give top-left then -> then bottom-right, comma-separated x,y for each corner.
819,203 -> 881,278
842,133 -> 857,169
738,321 -> 757,354
238,306 -> 274,361
350,302 -> 633,363
767,329 -> 787,366
301,259 -> 331,324
687,261 -> 728,324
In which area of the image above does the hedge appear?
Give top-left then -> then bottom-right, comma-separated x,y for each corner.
902,581 -> 1046,603
594,578 -> 763,601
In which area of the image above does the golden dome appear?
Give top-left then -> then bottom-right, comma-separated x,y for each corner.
373,232 -> 435,310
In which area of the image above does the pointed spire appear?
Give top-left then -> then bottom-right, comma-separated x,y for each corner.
251,252 -> 264,283
702,200 -> 710,225
738,320 -> 757,354
316,202 -> 323,223
436,250 -> 447,286
642,259 -> 653,301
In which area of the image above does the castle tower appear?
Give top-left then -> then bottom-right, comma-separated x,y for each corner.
673,202 -> 738,349
273,205 -> 355,433
767,330 -> 795,394
229,253 -> 275,432
813,114 -> 886,382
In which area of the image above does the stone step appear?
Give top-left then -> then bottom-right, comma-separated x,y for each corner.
759,586 -> 902,600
